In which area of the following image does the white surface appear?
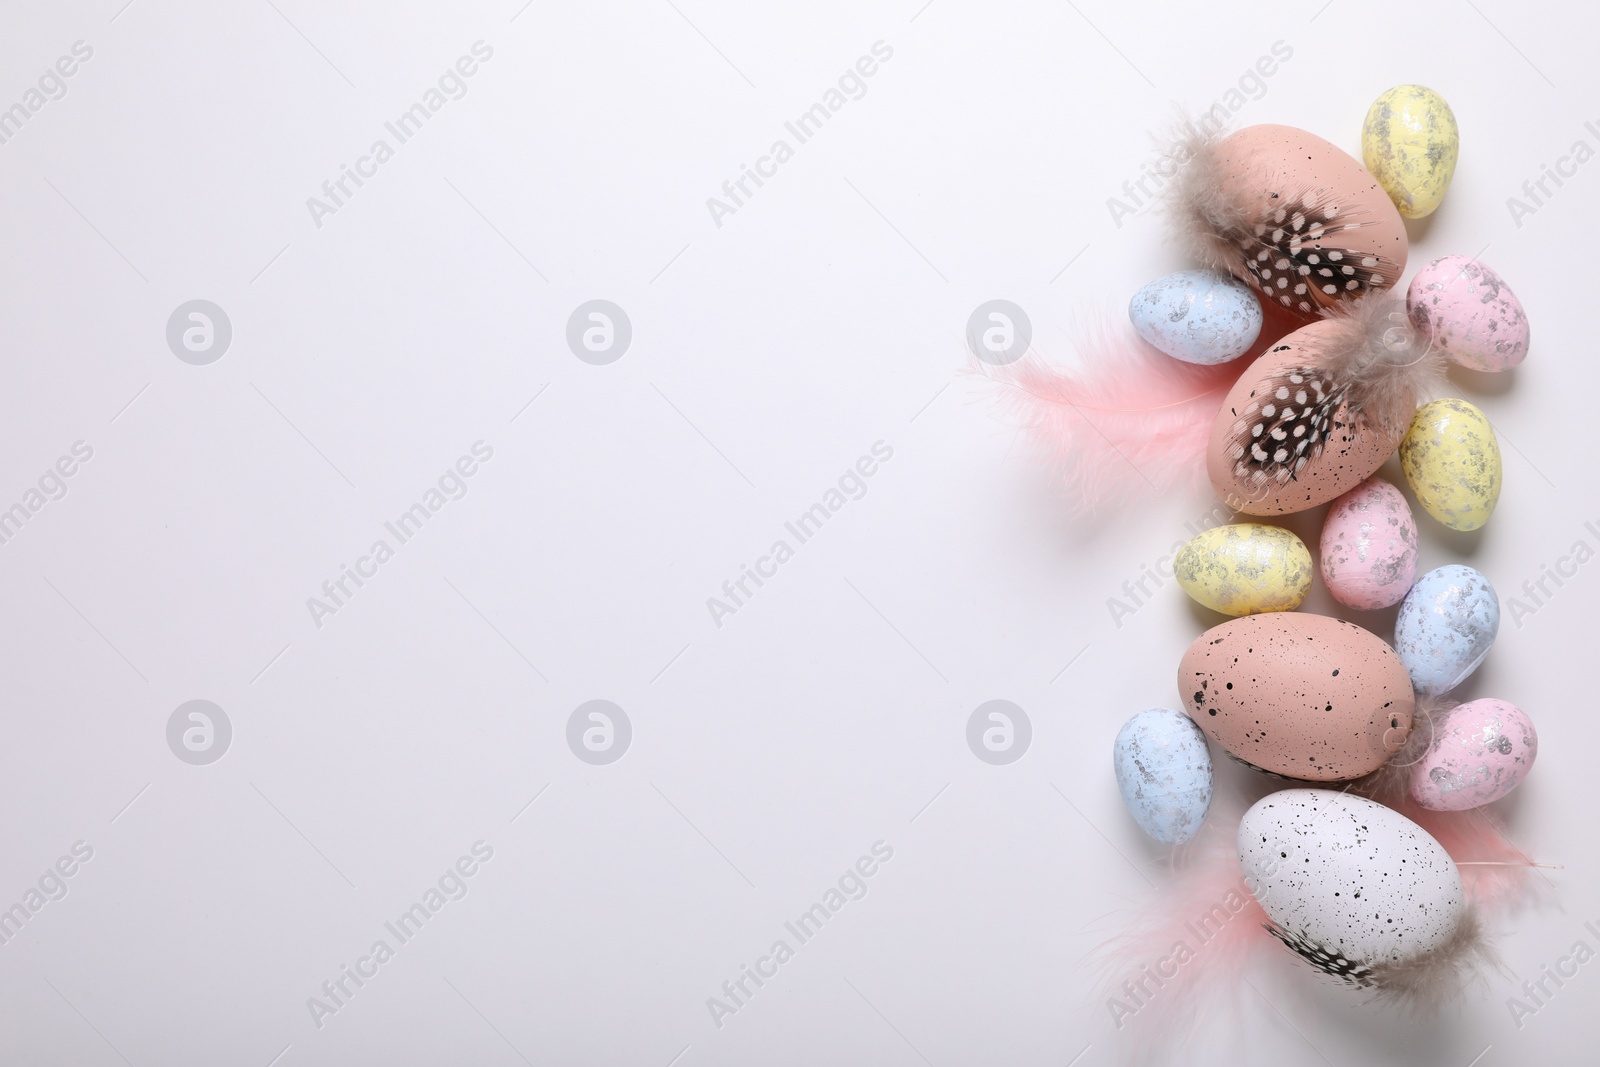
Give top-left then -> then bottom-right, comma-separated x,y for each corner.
1,1 -> 1596,1064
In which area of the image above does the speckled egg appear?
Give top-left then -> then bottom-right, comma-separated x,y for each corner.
1320,478 -> 1419,610
1113,708 -> 1214,844
1362,85 -> 1459,219
1200,125 -> 1408,317
1240,789 -> 1467,988
1128,269 -> 1263,365
1179,613 -> 1413,781
1395,565 -> 1500,696
1407,256 -> 1529,372
1174,523 -> 1312,615
1208,322 -> 1404,516
1399,398 -> 1502,531
1411,698 -> 1537,811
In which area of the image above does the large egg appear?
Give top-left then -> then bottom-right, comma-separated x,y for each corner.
1174,523 -> 1313,616
1201,125 -> 1408,316
1400,398 -> 1502,531
1179,613 -> 1414,781
1207,321 -> 1403,515
1240,789 -> 1466,987
1407,256 -> 1529,372
1319,477 -> 1419,610
1411,698 -> 1537,811
1112,708 -> 1214,844
1394,565 -> 1500,696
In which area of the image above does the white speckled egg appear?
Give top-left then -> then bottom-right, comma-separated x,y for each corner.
1394,565 -> 1500,696
1320,478 -> 1419,610
1240,789 -> 1465,987
1128,269 -> 1263,365
1113,708 -> 1213,844
1412,698 -> 1538,811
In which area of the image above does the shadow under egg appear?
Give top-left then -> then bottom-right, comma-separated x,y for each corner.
1447,362 -> 1519,398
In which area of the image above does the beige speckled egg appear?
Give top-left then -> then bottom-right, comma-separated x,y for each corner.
1179,613 -> 1414,781
1175,524 -> 1313,616
1399,398 -> 1502,531
1320,478 -> 1419,610
1205,125 -> 1408,316
1208,321 -> 1404,516
1362,85 -> 1459,219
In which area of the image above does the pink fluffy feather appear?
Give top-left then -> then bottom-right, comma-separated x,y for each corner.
1393,801 -> 1550,919
1090,810 -> 1276,1057
978,315 -> 1241,512
1355,698 -> 1551,919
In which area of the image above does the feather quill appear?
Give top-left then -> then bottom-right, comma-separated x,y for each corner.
1356,695 -> 1550,918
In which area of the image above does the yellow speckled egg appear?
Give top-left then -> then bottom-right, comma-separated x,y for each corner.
1362,85 -> 1459,219
1174,523 -> 1313,616
1400,399 -> 1501,531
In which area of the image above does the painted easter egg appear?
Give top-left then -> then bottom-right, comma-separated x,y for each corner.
1174,523 -> 1312,616
1207,322 -> 1403,515
1400,398 -> 1502,531
1395,565 -> 1500,696
1128,269 -> 1263,365
1411,698 -> 1537,811
1362,85 -> 1460,219
1320,477 -> 1419,610
1112,708 -> 1214,844
1408,256 -> 1529,372
1179,613 -> 1413,781
1240,789 -> 1468,990
1185,124 -> 1408,317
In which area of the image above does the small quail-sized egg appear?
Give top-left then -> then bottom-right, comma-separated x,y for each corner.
1408,256 -> 1529,372
1394,565 -> 1500,697
1362,84 -> 1460,219
1128,269 -> 1262,365
1112,708 -> 1213,844
1400,398 -> 1502,531
1174,523 -> 1313,616
1320,477 -> 1419,610
1411,698 -> 1537,811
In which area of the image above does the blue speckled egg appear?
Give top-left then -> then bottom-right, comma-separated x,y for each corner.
1394,565 -> 1500,696
1128,269 -> 1262,365
1113,708 -> 1213,844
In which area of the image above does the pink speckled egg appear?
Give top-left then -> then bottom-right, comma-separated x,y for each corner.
1407,256 -> 1529,372
1180,613 -> 1414,781
1320,477 -> 1419,609
1411,699 -> 1538,811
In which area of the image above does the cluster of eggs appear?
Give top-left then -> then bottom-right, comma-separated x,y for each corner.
1112,86 -> 1540,992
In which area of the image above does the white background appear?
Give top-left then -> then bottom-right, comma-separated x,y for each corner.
0,1 -> 1595,1064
